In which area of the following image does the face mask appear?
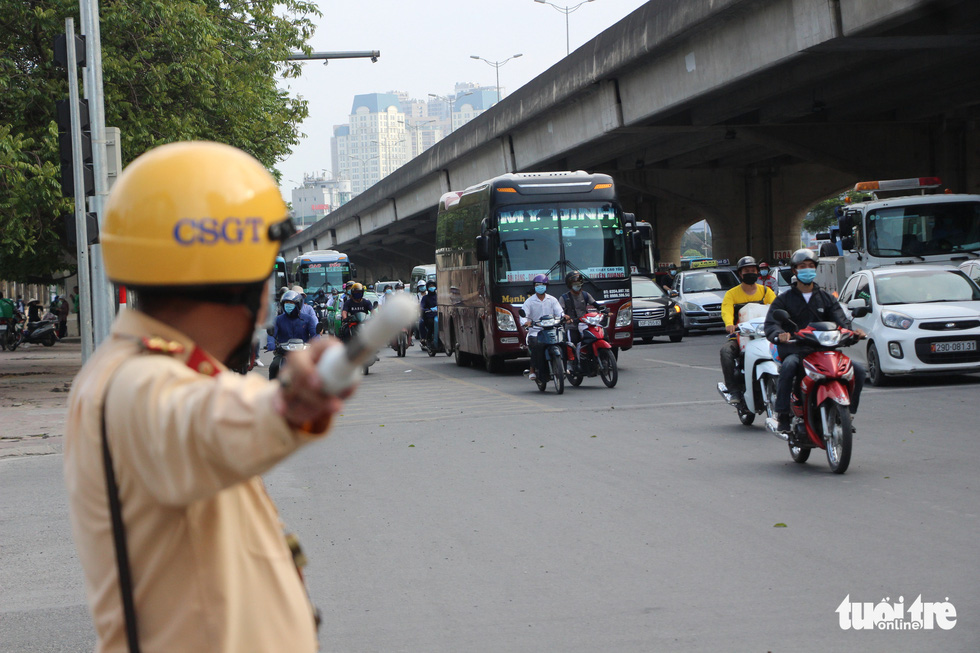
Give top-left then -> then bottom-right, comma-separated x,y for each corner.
797,268 -> 817,284
741,272 -> 759,285
385,289 -> 392,294
571,283 -> 583,292
352,292 -> 364,300
283,302 -> 296,314
427,287 -> 436,293
535,284 -> 547,295
669,270 -> 677,276
759,270 -> 770,277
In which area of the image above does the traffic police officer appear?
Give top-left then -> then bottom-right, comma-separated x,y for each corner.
64,141 -> 346,652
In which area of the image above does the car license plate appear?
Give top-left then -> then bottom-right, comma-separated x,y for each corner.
931,340 -> 977,353
709,312 -> 721,318
638,319 -> 661,327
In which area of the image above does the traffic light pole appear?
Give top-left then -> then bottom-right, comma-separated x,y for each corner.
79,0 -> 115,352
63,18 -> 95,361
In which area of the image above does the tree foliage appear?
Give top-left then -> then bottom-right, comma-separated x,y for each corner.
803,191 -> 872,234
0,0 -> 319,282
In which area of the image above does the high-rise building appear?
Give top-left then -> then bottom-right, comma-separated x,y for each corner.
290,173 -> 352,229
332,93 -> 411,196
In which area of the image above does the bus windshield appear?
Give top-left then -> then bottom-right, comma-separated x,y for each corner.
295,261 -> 351,294
493,202 -> 627,283
867,201 -> 980,257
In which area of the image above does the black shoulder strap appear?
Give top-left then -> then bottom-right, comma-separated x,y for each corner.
101,384 -> 142,653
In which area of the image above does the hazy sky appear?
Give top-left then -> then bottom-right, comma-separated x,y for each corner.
275,0 -> 651,199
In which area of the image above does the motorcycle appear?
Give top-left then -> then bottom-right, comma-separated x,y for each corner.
764,309 -> 863,474
345,312 -> 379,374
313,300 -> 331,335
419,308 -> 451,358
565,307 -> 617,388
268,338 -> 309,380
0,311 -> 23,350
390,326 -> 410,357
717,304 -> 778,426
11,314 -> 58,349
520,310 -> 566,394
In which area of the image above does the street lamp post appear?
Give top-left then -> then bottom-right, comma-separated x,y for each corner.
469,54 -> 523,104
534,0 -> 595,56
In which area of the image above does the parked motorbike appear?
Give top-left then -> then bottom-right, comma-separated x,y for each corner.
268,338 -> 309,380
565,307 -> 617,388
521,310 -> 566,394
11,314 -> 58,349
0,311 -> 23,350
717,305 -> 778,425
764,309 -> 863,474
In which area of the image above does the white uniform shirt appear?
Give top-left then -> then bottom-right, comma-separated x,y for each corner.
521,293 -> 564,339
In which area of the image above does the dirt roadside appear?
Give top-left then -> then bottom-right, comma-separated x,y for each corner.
0,339 -> 81,459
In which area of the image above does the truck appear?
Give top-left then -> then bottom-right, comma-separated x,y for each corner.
815,177 -> 980,294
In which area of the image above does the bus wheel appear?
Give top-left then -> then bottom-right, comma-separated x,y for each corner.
481,334 -> 502,373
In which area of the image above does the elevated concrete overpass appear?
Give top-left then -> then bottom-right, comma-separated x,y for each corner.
283,0 -> 980,279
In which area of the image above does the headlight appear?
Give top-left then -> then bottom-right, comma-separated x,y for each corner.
495,307 -> 517,332
841,365 -> 854,381
803,361 -> 826,381
539,316 -> 560,328
815,330 -> 842,347
585,315 -> 603,326
882,310 -> 913,330
681,301 -> 703,313
615,302 -> 632,327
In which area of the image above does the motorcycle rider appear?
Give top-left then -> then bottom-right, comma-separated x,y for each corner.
269,290 -> 316,379
764,248 -> 867,433
559,271 -> 599,372
758,261 -> 779,293
416,279 -> 427,302
520,274 -> 564,381
720,256 -> 776,405
340,282 -> 373,342
418,280 -> 438,346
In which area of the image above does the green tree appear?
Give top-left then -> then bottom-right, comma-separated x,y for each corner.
0,0 -> 319,282
803,191 -> 872,234
682,248 -> 702,258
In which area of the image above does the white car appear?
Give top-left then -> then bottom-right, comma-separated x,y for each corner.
838,265 -> 980,385
959,259 -> 980,286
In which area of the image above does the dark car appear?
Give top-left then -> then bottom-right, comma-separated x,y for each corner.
631,275 -> 685,343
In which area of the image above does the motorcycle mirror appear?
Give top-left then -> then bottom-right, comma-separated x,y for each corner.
518,308 -> 526,318
771,308 -> 798,332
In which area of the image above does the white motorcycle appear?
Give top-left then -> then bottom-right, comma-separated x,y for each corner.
717,304 -> 780,426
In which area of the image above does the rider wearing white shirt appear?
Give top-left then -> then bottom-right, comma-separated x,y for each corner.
520,274 -> 564,379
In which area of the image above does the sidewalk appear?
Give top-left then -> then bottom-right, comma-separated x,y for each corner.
0,338 -> 82,459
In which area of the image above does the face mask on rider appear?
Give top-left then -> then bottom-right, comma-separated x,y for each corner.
535,284 -> 547,295
385,289 -> 392,294
796,268 -> 817,284
427,286 -> 436,293
283,302 -> 296,314
741,272 -> 759,285
571,283 -> 583,292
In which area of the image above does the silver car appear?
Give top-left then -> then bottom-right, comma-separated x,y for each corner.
668,268 -> 739,331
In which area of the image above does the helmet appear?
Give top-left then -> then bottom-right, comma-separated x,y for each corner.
758,261 -> 770,270
280,290 -> 300,305
789,248 -> 818,268
668,263 -> 677,270
395,282 -> 404,289
532,274 -> 549,285
565,271 -> 583,288
277,286 -> 289,299
291,285 -> 306,296
417,280 -> 426,290
103,141 -> 288,286
426,280 -> 437,290
736,256 -> 758,272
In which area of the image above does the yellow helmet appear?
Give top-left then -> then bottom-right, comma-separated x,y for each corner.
102,141 -> 288,286
350,282 -> 364,293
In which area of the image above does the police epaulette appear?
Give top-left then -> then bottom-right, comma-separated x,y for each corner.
140,336 -> 185,355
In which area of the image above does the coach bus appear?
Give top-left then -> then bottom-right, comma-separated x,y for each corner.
435,171 -> 636,373
288,250 -> 355,296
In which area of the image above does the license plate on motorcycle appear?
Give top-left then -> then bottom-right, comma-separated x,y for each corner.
637,319 -> 661,327
930,340 -> 977,353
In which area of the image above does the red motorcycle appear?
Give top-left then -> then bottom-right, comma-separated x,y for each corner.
765,309 -> 863,474
565,307 -> 617,388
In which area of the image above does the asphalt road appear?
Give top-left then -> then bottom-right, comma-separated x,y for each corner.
2,332 -> 979,652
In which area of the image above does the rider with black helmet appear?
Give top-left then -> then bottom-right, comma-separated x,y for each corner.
340,282 -> 373,341
719,256 -> 776,404
418,279 -> 439,347
559,271 -> 599,372
764,249 -> 867,433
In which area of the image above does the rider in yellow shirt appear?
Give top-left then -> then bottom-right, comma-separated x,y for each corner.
720,256 -> 776,405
